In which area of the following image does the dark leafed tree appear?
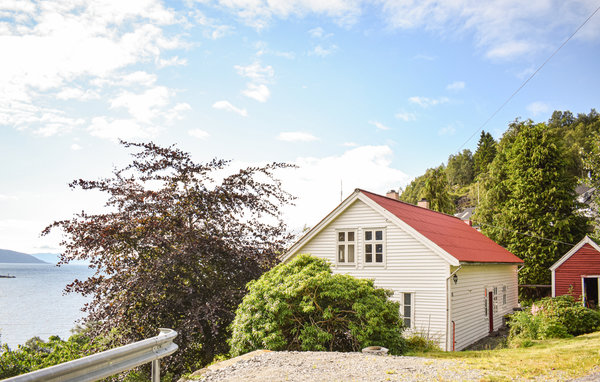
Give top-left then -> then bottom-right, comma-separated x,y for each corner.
43,141 -> 294,376
473,131 -> 497,178
475,120 -> 588,287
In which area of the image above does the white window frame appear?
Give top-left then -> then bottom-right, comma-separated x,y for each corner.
502,285 -> 507,306
336,229 -> 357,265
363,227 -> 386,266
399,292 -> 415,329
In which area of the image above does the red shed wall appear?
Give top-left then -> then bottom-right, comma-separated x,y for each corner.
555,244 -> 600,297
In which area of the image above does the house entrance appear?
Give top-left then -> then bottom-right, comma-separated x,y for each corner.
583,277 -> 599,309
488,291 -> 494,333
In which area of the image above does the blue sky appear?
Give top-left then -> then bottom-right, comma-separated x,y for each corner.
1,0 -> 600,253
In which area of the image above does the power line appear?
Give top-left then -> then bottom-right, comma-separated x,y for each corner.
457,4 -> 600,153
473,220 -> 575,247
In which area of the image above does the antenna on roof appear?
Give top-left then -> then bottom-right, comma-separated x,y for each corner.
340,179 -> 343,202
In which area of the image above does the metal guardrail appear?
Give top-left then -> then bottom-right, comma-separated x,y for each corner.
3,328 -> 178,382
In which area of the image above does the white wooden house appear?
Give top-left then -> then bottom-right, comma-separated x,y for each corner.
282,189 -> 523,351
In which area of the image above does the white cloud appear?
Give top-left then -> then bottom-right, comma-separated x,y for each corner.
409,96 -> 449,108
88,117 -> 157,141
235,61 -> 274,102
438,125 -> 456,136
212,100 -> 248,117
369,120 -> 391,131
157,56 -> 188,68
278,145 -> 410,229
242,83 -> 271,103
527,101 -> 550,116
395,112 -> 416,122
309,44 -> 337,57
110,86 -> 171,123
446,81 -> 465,91
192,10 -> 233,39
0,0 -> 185,137
342,142 -> 358,147
235,62 -> 274,82
277,131 -> 318,142
188,129 -> 210,139
309,26 -> 325,38
70,143 -> 82,151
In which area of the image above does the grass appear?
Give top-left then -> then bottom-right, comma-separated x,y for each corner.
409,331 -> 600,381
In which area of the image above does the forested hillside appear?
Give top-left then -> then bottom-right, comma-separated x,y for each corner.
398,109 -> 600,288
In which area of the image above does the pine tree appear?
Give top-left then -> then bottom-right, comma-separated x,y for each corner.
475,120 -> 588,286
473,131 -> 497,177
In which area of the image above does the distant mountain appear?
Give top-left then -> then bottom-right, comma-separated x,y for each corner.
0,249 -> 48,264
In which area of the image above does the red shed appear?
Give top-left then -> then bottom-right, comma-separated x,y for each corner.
550,236 -> 600,308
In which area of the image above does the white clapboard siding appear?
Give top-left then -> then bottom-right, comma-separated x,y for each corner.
450,264 -> 519,350
295,199 -> 451,348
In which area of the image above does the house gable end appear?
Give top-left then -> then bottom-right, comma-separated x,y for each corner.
550,236 -> 600,271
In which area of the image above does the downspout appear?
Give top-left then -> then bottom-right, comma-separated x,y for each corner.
517,265 -> 525,303
446,265 -> 462,351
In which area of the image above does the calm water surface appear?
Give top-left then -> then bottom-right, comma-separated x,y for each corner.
0,263 -> 94,349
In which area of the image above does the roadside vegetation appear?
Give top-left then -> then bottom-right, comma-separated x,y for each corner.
229,254 -> 406,356
419,331 -> 600,381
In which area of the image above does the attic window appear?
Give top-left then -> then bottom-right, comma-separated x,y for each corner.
364,229 -> 385,264
336,230 -> 356,264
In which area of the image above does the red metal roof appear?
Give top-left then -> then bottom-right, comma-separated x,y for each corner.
360,189 -> 523,264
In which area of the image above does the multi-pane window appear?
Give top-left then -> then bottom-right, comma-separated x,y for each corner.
337,230 -> 356,264
364,229 -> 384,263
502,285 -> 507,306
400,292 -> 414,328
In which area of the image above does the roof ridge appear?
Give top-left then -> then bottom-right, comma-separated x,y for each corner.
356,189 -> 461,220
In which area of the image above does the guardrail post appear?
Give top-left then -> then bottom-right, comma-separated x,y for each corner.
151,359 -> 160,382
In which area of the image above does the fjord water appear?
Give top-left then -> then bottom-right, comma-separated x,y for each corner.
0,263 -> 94,349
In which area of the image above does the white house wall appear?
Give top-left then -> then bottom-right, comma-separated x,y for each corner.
450,264 -> 519,350
293,199 -> 450,349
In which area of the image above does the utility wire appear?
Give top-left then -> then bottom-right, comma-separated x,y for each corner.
473,220 -> 575,247
457,3 -> 600,152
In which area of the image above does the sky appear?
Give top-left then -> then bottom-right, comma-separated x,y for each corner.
1,0 -> 600,254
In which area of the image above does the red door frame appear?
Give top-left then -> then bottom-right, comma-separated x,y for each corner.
488,291 -> 494,333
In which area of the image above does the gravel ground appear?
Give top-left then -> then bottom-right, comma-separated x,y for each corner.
180,351 -> 487,382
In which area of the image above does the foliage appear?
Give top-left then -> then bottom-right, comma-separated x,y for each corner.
42,141 -> 294,376
399,171 -> 430,205
549,109 -> 600,178
228,254 -> 406,356
424,166 -> 455,214
508,296 -> 600,347
0,333 -> 100,379
446,149 -> 474,187
475,120 -> 588,286
473,131 -> 497,178
404,332 -> 441,353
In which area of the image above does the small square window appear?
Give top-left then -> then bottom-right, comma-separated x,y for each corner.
375,230 -> 383,240
338,232 -> 345,242
365,231 -> 372,240
347,232 -> 354,241
364,228 -> 385,264
336,230 -> 356,264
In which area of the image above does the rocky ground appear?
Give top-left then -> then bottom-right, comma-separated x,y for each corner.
180,350 -> 487,382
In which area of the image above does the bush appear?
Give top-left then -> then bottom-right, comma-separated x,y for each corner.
405,332 -> 441,353
533,295 -> 600,336
508,295 -> 600,346
228,254 -> 406,356
0,333 -> 99,379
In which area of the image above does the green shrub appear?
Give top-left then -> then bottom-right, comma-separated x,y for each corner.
533,295 -> 600,336
508,295 -> 600,346
0,333 -> 98,379
228,254 -> 406,356
405,333 -> 441,353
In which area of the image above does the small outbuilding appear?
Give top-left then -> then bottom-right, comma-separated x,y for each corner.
550,236 -> 600,308
283,189 -> 523,351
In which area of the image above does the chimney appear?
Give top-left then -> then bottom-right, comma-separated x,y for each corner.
386,189 -> 400,200
417,198 -> 429,209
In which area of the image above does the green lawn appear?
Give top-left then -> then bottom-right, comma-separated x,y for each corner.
412,331 -> 600,381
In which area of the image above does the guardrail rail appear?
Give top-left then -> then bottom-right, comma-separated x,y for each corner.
3,328 -> 178,382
